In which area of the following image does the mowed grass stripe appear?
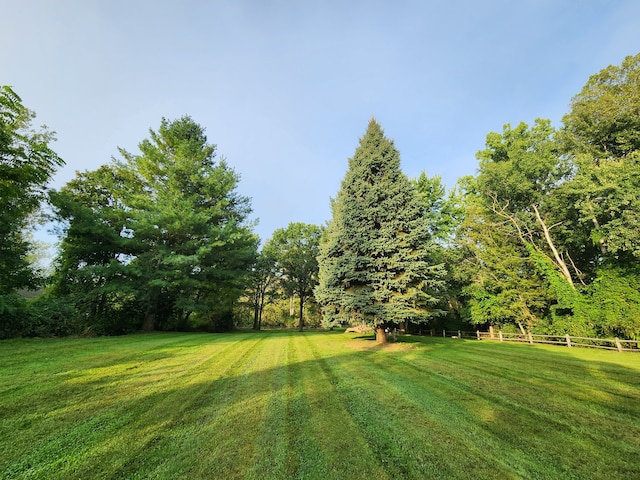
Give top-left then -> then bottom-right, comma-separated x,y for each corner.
243,333 -> 291,479
316,342 -> 482,479
359,345 -> 565,479
402,340 -> 640,450
282,333 -> 387,480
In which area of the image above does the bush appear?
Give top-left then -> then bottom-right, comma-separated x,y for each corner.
25,296 -> 83,337
0,293 -> 30,339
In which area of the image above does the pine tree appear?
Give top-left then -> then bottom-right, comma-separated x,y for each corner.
315,119 -> 445,342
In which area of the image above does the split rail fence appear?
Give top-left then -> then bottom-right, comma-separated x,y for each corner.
435,329 -> 639,352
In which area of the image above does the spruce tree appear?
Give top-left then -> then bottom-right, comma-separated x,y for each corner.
315,119 -> 444,341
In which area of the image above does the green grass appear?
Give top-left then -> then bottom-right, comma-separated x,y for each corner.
1,331 -> 638,479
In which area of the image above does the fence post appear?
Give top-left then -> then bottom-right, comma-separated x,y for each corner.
565,334 -> 572,348
615,337 -> 623,352
499,331 -> 503,342
458,330 -> 461,338
443,329 -> 446,337
528,332 -> 534,344
476,330 -> 481,340
489,325 -> 495,339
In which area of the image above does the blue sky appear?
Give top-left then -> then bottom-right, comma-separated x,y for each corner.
2,0 -> 639,250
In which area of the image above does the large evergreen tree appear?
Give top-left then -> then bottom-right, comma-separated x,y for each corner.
51,116 -> 257,333
316,119 -> 444,342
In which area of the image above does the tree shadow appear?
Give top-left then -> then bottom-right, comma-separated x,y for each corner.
3,331 -> 639,479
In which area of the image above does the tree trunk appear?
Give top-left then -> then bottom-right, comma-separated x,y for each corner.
143,291 -> 159,332
142,312 -> 155,332
375,326 -> 388,344
298,295 -> 304,332
253,303 -> 260,330
532,204 -> 574,288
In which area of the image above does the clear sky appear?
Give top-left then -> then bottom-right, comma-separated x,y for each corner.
2,0 -> 639,249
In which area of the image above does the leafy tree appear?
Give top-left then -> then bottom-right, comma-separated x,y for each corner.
558,53 -> 640,264
269,222 -> 323,332
116,117 -> 257,331
457,184 -> 552,330
457,120 -> 573,331
560,53 -> 640,160
246,244 -> 278,331
413,173 -> 466,330
552,53 -> 640,338
0,86 -> 63,295
316,119 -> 445,342
51,116 -> 257,333
0,86 -> 64,338
459,54 -> 640,339
49,165 -> 139,334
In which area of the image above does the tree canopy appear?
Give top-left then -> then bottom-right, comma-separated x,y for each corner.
50,116 -> 257,334
0,86 -> 63,294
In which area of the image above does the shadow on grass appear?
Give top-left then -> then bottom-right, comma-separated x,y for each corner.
2,330 -> 639,479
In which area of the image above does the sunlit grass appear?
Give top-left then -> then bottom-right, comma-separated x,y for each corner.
1,331 -> 638,479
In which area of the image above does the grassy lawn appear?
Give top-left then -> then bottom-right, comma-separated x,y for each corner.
1,331 -> 638,479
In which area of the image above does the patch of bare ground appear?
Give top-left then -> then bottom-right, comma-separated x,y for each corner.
346,338 -> 415,352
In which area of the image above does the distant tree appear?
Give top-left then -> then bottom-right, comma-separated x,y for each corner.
269,222 -> 323,332
316,119 -> 445,342
247,244 -> 278,331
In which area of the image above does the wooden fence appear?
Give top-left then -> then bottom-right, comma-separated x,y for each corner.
438,329 -> 639,352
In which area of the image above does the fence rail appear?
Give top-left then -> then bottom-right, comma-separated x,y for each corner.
468,330 -> 639,352
429,329 -> 639,352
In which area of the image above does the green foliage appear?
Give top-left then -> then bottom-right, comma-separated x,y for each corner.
458,54 -> 640,339
0,293 -> 29,339
560,53 -> 640,160
23,295 -> 84,337
269,222 -> 323,331
556,53 -> 640,263
580,266 -> 640,340
0,86 -> 63,295
49,116 -> 257,334
0,293 -> 84,339
458,194 -> 551,328
316,119 -> 445,329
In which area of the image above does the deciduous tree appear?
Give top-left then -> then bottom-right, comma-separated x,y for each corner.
269,222 -> 322,332
0,86 -> 63,294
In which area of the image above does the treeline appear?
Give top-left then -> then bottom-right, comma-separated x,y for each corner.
1,54 -> 639,339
